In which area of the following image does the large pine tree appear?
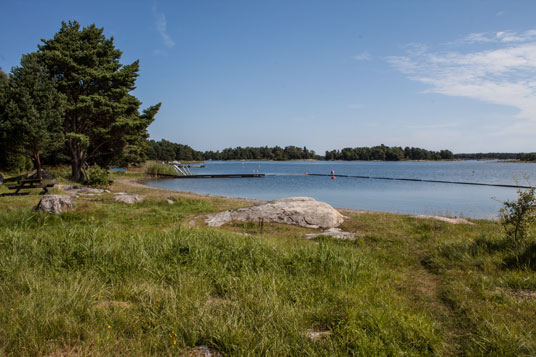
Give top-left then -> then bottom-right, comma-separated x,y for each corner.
37,21 -> 160,181
1,54 -> 65,177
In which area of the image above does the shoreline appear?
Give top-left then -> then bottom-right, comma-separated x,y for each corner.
120,177 -> 480,224
201,158 -> 535,163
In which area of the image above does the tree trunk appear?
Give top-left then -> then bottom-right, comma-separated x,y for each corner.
32,152 -> 42,180
71,156 -> 86,182
71,152 -> 87,182
71,156 -> 80,182
70,142 -> 85,182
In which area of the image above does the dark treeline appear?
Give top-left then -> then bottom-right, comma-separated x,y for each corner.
517,153 -> 536,162
144,140 -> 536,163
204,146 -> 317,161
453,153 -> 536,161
145,139 -> 204,162
325,145 -> 454,161
145,141 -> 317,161
145,141 -> 455,162
453,153 -> 519,160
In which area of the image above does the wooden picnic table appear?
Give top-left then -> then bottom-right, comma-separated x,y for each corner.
7,178 -> 54,194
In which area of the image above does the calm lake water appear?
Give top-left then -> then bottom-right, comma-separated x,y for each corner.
146,160 -> 536,219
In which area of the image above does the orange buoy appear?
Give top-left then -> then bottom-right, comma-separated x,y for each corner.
331,176 -> 336,179
305,172 -> 308,175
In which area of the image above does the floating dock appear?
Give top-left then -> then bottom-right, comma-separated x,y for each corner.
155,173 -> 265,179
176,163 -> 205,168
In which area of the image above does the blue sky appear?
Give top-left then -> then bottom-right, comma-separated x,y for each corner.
1,1 -> 536,154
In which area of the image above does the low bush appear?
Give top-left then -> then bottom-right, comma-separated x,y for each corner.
85,165 -> 110,187
500,186 -> 536,247
503,241 -> 536,270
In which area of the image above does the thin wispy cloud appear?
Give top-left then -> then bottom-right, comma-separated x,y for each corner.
353,51 -> 371,61
406,123 -> 459,130
455,29 -> 536,44
152,3 -> 175,48
387,28 -> 536,124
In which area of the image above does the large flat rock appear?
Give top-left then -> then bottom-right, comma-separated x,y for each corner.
114,193 -> 144,204
205,197 -> 344,228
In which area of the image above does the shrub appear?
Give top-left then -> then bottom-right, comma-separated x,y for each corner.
500,186 -> 536,247
3,152 -> 33,173
503,241 -> 536,271
85,165 -> 110,187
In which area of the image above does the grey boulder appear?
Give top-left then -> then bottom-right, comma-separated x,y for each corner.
36,195 -> 74,214
205,197 -> 344,228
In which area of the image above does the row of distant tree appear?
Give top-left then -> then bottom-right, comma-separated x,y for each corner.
324,145 -> 454,161
145,140 -> 536,162
145,141 -> 454,162
517,153 -> 536,162
146,140 -> 204,162
453,153 -> 518,160
145,140 -> 317,162
453,153 -> 536,161
204,146 -> 317,161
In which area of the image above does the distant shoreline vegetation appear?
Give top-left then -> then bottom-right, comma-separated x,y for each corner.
4,137 -> 534,173
146,140 -> 454,161
145,140 -> 536,163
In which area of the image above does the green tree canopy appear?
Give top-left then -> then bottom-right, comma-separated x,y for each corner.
0,68 -> 9,168
37,21 -> 160,180
0,54 -> 65,177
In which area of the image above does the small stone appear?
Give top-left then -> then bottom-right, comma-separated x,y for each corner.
305,330 -> 332,341
188,220 -> 196,226
114,194 -> 143,204
305,228 -> 360,240
181,346 -> 221,357
96,300 -> 133,310
36,195 -> 74,214
166,199 -> 174,204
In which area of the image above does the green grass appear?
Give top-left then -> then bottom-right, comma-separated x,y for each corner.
144,161 -> 181,176
0,172 -> 535,355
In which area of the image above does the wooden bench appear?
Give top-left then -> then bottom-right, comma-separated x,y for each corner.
7,178 -> 54,194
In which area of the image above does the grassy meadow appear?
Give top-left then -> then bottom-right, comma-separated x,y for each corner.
0,168 -> 535,356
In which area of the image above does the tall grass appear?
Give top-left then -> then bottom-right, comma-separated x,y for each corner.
1,179 -> 535,355
144,161 -> 179,176
0,207 -> 442,355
